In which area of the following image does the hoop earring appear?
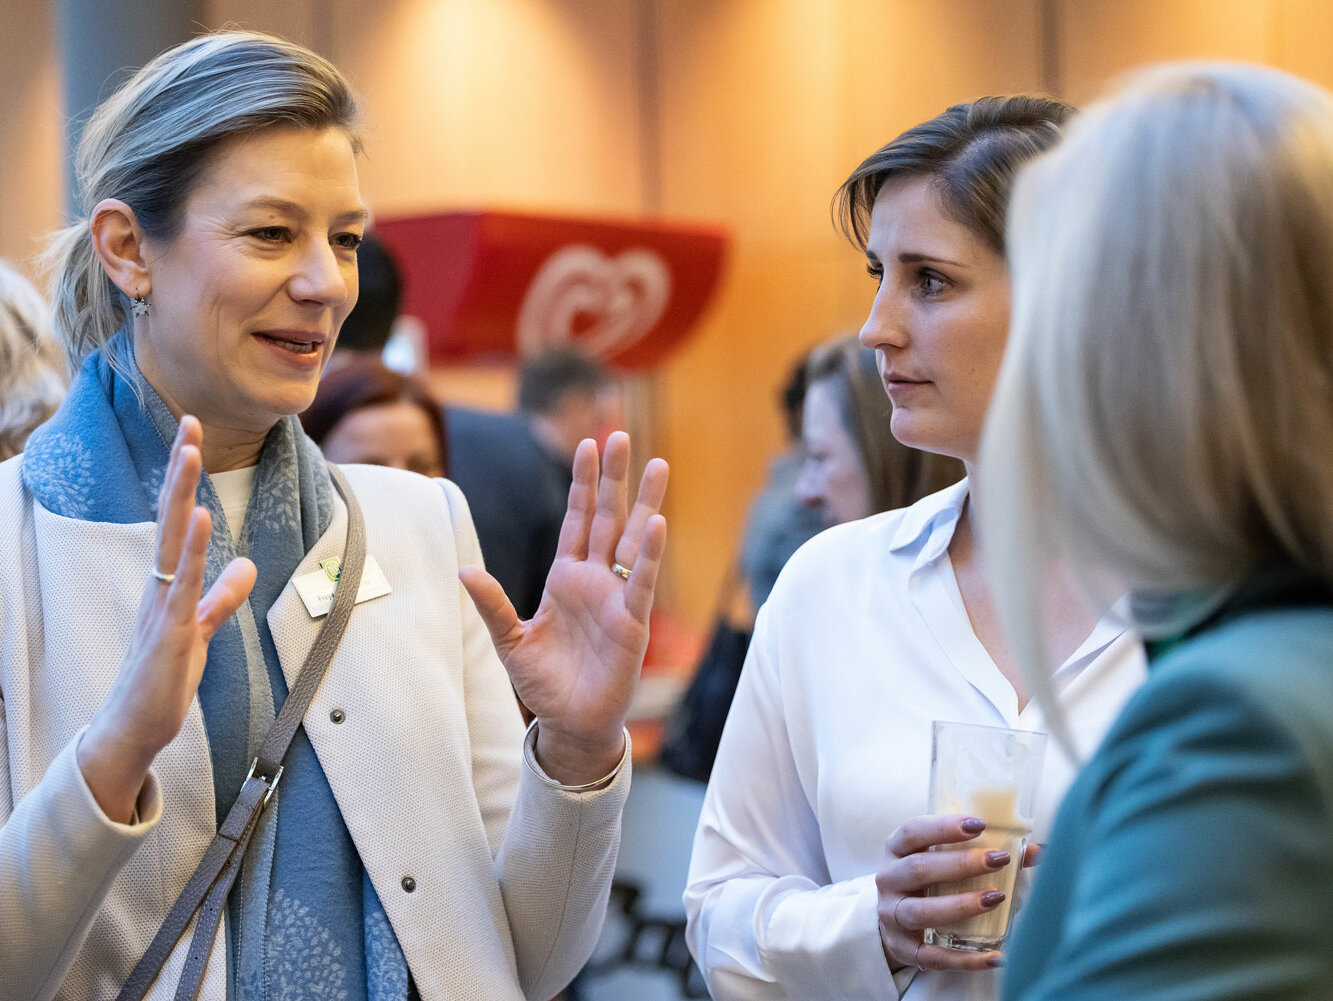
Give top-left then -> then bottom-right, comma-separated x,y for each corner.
131,294 -> 150,318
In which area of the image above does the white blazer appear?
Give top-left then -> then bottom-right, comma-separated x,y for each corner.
0,456 -> 628,1001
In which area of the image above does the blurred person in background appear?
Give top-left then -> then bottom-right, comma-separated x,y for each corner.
304,359 -> 548,735
660,337 -> 956,784
324,233 -> 401,367
448,348 -> 618,621
301,356 -> 449,478
0,259 -> 67,461
738,349 -> 825,614
685,97 -> 1146,1001
0,31 -> 667,1001
517,348 -> 619,473
796,333 -> 962,528
658,352 -> 821,784
322,231 -> 616,625
987,63 -> 1333,1001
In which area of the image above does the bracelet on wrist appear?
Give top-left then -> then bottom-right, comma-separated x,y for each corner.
524,719 -> 631,791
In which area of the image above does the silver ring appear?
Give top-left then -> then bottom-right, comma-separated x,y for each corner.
893,896 -> 909,929
151,568 -> 176,586
611,562 -> 632,581
915,941 -> 924,969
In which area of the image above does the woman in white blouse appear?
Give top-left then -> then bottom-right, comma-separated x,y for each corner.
683,97 -> 1146,1001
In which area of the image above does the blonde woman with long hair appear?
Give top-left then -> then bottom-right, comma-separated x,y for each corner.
984,63 -> 1333,1000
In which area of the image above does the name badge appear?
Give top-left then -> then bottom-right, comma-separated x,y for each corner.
293,554 -> 392,618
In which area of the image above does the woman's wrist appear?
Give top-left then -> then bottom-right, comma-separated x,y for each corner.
77,716 -> 157,825
532,722 -> 627,787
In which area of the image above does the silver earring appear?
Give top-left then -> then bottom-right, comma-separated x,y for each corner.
131,295 -> 150,318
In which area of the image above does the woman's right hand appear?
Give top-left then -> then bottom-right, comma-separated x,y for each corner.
875,814 -> 1011,975
76,417 -> 257,824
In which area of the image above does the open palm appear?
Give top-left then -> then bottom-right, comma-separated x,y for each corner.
80,417 -> 256,824
460,431 -> 668,781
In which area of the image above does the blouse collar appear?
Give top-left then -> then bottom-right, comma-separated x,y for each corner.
888,477 -> 970,571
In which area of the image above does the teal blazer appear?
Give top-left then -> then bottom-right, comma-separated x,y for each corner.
1003,568 -> 1333,1001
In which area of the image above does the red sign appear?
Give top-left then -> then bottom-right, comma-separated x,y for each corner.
373,210 -> 729,369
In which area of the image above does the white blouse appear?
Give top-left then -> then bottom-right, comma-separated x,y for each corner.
209,464 -> 256,539
683,480 -> 1146,1001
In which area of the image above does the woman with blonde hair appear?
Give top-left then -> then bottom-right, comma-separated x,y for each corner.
0,259 -> 66,460
685,96 -> 1145,1001
0,31 -> 667,1001
984,63 -> 1333,1000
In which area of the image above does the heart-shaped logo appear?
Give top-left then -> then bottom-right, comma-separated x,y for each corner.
516,245 -> 672,359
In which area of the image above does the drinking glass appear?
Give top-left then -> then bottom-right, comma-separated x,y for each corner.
923,720 -> 1048,952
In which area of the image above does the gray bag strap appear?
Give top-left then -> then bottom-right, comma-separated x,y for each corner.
116,463 -> 367,1001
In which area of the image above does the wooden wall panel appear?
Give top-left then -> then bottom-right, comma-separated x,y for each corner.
840,0 -> 1049,148
22,0 -> 1333,635
203,0 -> 326,51
653,0 -> 1045,629
1276,0 -> 1333,91
325,0 -> 646,218
1055,0 -> 1277,103
204,0 -> 646,217
0,0 -> 63,278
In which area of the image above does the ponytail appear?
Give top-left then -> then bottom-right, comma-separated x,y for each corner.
44,219 -> 130,369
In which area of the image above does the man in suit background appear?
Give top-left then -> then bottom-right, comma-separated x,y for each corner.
447,350 -> 615,620
325,235 -> 617,621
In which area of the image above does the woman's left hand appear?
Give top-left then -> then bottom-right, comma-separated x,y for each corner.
460,431 -> 668,785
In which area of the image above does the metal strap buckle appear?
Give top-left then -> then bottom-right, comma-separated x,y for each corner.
245,758 -> 285,806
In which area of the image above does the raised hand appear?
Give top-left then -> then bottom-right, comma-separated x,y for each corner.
460,431 -> 668,785
78,417 -> 256,824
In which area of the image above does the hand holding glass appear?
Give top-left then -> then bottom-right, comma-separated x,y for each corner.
924,721 -> 1047,952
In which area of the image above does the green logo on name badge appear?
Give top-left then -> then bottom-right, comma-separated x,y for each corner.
319,557 -> 342,582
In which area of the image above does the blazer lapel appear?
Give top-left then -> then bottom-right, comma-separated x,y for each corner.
266,490 -> 347,692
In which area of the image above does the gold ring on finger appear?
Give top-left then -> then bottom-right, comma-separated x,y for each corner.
915,941 -> 925,969
611,561 -> 632,581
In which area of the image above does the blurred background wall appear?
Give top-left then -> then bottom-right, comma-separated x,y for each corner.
4,0 -> 1333,636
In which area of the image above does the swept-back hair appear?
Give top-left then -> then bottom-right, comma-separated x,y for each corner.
46,30 -> 360,369
834,94 -> 1074,254
981,63 -> 1333,736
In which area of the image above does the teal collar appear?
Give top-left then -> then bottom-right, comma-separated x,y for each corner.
1143,563 -> 1333,664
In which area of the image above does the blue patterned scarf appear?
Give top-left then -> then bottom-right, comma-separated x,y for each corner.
23,334 -> 410,1000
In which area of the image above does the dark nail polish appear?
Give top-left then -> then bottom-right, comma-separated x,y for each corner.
980,890 -> 1006,907
984,851 -> 1010,868
987,955 -> 1005,968
961,818 -> 986,834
